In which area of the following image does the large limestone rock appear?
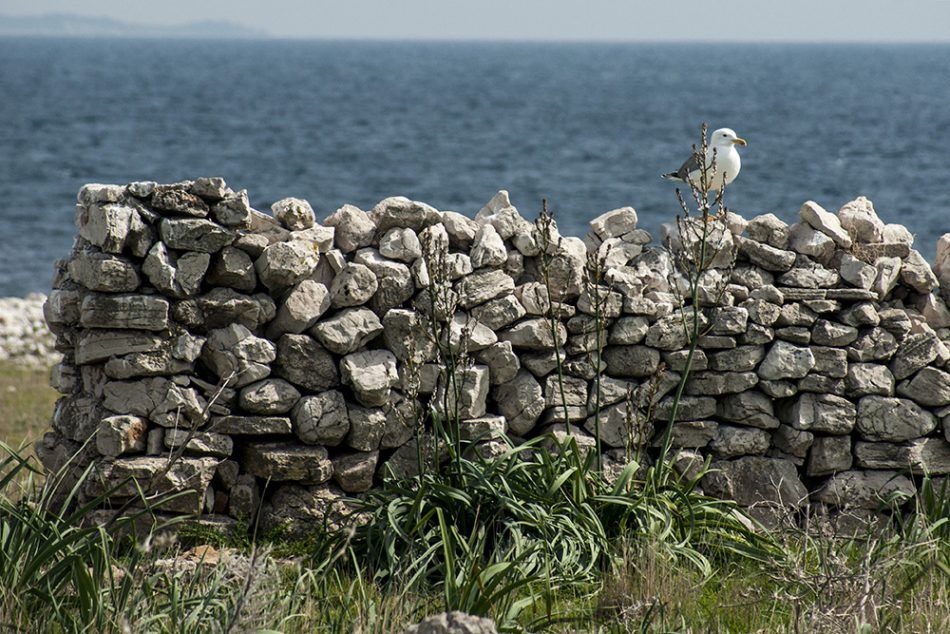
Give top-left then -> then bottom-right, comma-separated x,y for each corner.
806,436 -> 853,477
210,416 -> 292,435
192,288 -> 276,331
76,202 -> 142,254
499,318 -> 567,351
201,324 -> 275,388
312,308 -> 383,355
324,204 -> 375,252
255,240 -> 321,291
838,253 -> 877,289
242,442 -> 332,483
845,363 -> 895,397
142,242 -> 210,298
269,279 -> 331,336
779,393 -> 856,434
96,415 -> 148,457
207,246 -> 257,291
456,269 -> 515,309
838,196 -> 884,244
75,329 -> 166,365
346,405 -> 387,452
341,350 -> 399,407
151,187 -> 210,217
159,218 -> 234,253
85,456 -> 218,514
332,451 -> 378,493
470,224 -> 508,268
901,250 -> 939,293
433,365 -> 490,420
814,470 -> 916,509
476,341 -> 520,385
589,207 -> 638,242
238,378 -> 301,415
709,425 -> 771,458
369,196 -> 441,233
717,391 -> 780,429
788,222 -> 835,263
210,189 -> 252,228
292,391 -> 349,446
163,429 -> 233,458
856,396 -> 937,441
273,334 -> 339,392
897,367 -> 950,407
68,251 -> 141,293
736,236 -> 796,272
702,457 -> 808,508
492,370 -> 544,436
799,200 -> 852,248
936,233 -> 950,301
381,309 -> 436,363
379,227 -> 422,262
403,611 -> 498,634
79,294 -> 169,331
603,345 -> 660,378
272,197 -> 315,231
354,248 -> 415,313
758,341 -> 815,380
329,263 -> 378,307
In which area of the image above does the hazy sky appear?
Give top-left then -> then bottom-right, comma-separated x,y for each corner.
2,0 -> 950,42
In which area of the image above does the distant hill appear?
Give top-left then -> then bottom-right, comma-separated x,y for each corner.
0,12 -> 269,39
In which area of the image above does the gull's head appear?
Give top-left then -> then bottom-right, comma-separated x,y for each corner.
711,128 -> 747,148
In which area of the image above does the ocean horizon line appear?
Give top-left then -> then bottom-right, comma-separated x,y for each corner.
2,34 -> 950,46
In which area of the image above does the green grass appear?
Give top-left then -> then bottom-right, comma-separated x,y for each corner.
0,361 -> 58,453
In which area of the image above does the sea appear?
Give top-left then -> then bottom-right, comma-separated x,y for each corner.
1,38 -> 949,297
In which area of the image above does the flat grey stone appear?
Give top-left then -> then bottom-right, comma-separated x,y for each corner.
814,469 -> 915,510
856,395 -> 937,441
238,378 -> 301,415
242,442 -> 332,483
79,293 -> 169,331
159,217 -> 234,253
209,416 -> 292,435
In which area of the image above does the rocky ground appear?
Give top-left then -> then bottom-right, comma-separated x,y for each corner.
0,293 -> 59,367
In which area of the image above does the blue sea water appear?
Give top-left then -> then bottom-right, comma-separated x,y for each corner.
1,38 -> 948,296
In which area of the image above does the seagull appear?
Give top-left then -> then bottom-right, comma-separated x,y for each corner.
662,128 -> 747,191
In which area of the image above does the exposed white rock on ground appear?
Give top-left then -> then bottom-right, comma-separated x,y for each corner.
0,293 -> 58,366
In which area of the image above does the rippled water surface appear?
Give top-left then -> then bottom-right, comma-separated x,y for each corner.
1,39 -> 948,295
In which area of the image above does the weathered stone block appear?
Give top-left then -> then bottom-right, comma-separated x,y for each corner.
242,442 -> 332,483
238,378 -> 301,415
273,334 -> 339,392
856,396 -> 937,441
703,457 -> 807,508
292,391 -> 350,446
814,469 -> 915,509
79,294 -> 169,331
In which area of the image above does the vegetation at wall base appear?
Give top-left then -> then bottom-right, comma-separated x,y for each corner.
0,433 -> 948,632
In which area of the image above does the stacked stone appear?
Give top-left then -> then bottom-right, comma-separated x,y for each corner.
37,179 -> 950,535
669,198 -> 950,519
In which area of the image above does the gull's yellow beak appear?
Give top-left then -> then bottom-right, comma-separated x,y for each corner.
733,137 -> 747,146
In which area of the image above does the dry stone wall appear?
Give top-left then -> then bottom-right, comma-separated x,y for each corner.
37,178 -> 950,534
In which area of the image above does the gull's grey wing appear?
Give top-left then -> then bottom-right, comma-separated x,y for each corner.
665,153 -> 701,180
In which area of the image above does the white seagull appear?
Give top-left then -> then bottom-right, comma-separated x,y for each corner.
662,127 -> 747,191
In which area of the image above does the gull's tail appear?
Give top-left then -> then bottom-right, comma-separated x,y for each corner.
661,172 -> 682,181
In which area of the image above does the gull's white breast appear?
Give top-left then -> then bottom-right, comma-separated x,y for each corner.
688,145 -> 741,191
